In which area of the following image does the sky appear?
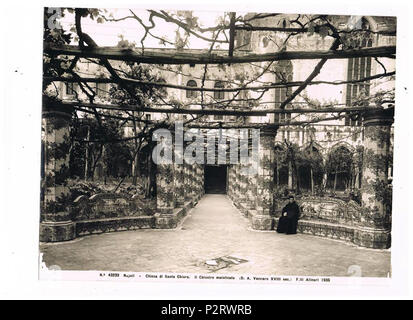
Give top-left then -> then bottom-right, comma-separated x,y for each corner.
59,8 -> 231,49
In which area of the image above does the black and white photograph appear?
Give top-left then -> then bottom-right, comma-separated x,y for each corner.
1,0 -> 412,300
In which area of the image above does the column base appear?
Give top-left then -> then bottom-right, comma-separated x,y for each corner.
238,203 -> 249,217
158,207 -> 174,214
154,213 -> 178,229
353,226 -> 391,249
233,199 -> 241,210
249,210 -> 273,230
256,208 -> 272,216
176,200 -> 185,208
154,201 -> 193,229
39,221 -> 76,242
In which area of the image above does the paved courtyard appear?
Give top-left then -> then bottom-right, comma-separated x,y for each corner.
40,194 -> 391,277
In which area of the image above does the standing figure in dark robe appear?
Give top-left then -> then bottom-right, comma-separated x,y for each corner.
276,195 -> 300,234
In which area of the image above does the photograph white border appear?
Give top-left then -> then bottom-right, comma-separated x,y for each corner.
0,0 -> 411,300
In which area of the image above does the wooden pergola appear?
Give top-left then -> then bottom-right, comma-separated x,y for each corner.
43,9 -> 396,125
40,9 -> 396,249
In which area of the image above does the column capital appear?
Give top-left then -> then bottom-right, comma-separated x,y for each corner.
42,96 -> 74,119
362,108 -> 394,127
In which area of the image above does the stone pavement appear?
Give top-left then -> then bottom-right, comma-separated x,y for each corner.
40,194 -> 391,277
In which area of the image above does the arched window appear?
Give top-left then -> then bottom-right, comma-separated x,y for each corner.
235,29 -> 252,51
65,82 -> 77,96
186,80 -> 197,98
274,60 -> 293,123
345,17 -> 373,126
214,81 -> 225,100
95,82 -> 107,98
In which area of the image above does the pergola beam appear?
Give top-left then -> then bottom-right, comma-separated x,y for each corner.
234,25 -> 397,36
44,43 -> 396,65
45,71 -> 395,93
60,100 -> 388,116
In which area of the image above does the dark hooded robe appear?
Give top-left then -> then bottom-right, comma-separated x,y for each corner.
276,201 -> 300,234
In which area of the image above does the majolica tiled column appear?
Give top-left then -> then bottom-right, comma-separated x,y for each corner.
231,165 -> 236,200
184,161 -> 192,202
238,164 -> 243,204
355,108 -> 394,249
40,100 -> 76,242
288,161 -> 294,191
189,163 -> 197,201
354,167 -> 360,189
156,145 -> 176,214
227,165 -> 234,200
252,127 -> 276,229
194,163 -> 200,200
198,163 -> 203,198
239,161 -> 249,216
246,156 -> 258,216
233,164 -> 241,206
174,152 -> 185,207
200,165 -> 205,196
229,164 -> 237,202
